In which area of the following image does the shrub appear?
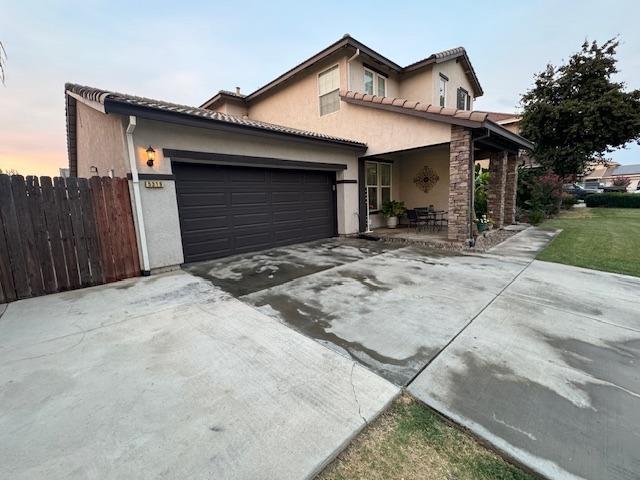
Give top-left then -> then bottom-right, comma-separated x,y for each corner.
527,209 -> 545,225
381,200 -> 407,217
561,193 -> 579,209
585,193 -> 640,208
612,176 -> 631,188
474,164 -> 489,218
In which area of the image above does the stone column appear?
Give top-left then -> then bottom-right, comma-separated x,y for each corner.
487,151 -> 507,228
448,125 -> 472,242
503,153 -> 519,225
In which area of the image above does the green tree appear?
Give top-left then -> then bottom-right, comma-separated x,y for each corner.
520,38 -> 640,179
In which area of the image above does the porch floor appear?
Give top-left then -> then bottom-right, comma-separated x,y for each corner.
369,226 -> 462,250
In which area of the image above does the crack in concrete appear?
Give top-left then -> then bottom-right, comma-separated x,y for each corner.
350,362 -> 368,426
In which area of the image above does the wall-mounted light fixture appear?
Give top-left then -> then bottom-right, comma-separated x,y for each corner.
146,146 -> 156,167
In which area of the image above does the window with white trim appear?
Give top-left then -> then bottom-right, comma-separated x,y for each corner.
438,74 -> 448,107
318,65 -> 340,116
364,68 -> 387,96
457,87 -> 471,110
365,161 -> 392,212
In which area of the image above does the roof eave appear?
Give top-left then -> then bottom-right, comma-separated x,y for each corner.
244,35 -> 402,102
341,94 -> 533,150
103,98 -> 366,151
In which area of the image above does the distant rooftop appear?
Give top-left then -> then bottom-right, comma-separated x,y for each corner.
612,164 -> 640,176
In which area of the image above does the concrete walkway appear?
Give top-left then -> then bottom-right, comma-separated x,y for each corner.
409,230 -> 640,480
0,271 -> 398,480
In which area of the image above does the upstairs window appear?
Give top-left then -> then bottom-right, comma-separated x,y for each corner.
457,87 -> 471,110
318,65 -> 340,116
438,73 -> 448,107
364,67 -> 387,97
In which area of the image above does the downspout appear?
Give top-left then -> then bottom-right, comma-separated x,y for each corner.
347,48 -> 361,91
470,129 -> 491,246
125,116 -> 151,275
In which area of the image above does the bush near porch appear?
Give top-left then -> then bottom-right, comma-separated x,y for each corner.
516,167 -> 563,225
538,208 -> 640,277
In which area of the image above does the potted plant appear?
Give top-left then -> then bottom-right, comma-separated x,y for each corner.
476,214 -> 490,233
381,200 -> 406,229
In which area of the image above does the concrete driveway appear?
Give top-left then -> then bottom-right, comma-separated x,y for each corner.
190,230 -> 640,480
0,271 -> 398,479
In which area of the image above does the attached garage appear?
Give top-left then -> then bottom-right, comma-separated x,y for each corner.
171,153 -> 341,263
65,84 -> 365,272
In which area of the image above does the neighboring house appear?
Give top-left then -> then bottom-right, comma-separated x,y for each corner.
582,162 -> 640,191
65,34 -> 532,273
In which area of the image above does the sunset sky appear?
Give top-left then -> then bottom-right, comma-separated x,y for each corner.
1,0 -> 639,177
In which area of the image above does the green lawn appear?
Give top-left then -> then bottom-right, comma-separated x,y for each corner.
538,208 -> 640,277
319,395 -> 536,480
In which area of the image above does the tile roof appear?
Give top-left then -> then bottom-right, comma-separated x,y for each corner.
478,111 -> 521,123
65,83 -> 365,148
340,90 -> 534,150
340,90 -> 491,122
229,35 -> 483,106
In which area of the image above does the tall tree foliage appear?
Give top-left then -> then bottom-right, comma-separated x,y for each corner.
521,38 -> 640,178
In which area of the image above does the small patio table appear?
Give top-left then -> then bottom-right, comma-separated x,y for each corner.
417,210 -> 447,231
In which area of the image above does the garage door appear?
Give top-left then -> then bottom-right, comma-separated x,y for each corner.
174,162 -> 337,262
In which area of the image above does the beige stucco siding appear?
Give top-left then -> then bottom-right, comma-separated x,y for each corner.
129,118 -> 361,269
399,68 -> 434,105
75,101 -> 128,177
398,146 -> 450,211
433,60 -> 475,109
347,58 -> 400,97
248,57 -> 451,156
215,102 -> 248,117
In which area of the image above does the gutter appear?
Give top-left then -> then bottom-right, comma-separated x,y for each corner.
125,116 -> 151,275
347,48 -> 361,91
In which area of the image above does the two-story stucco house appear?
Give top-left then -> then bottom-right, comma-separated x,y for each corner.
65,34 -> 532,273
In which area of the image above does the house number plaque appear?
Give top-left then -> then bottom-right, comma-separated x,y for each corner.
144,180 -> 164,189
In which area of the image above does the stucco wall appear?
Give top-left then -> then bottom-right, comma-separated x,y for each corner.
398,146 -> 450,211
398,68 -> 434,105
247,56 -> 451,156
130,118 -> 361,269
216,102 -> 248,117
75,101 -> 128,177
432,60 -> 475,109
347,58 -> 400,97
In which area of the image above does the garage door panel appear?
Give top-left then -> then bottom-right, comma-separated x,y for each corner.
174,161 -> 336,262
182,215 -> 230,231
177,192 -> 227,207
230,191 -> 269,205
229,169 -> 268,183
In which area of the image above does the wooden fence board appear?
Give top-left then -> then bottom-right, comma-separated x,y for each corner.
41,176 -> 68,291
79,178 -> 103,285
54,177 -> 81,289
26,176 -> 57,294
11,175 -> 44,296
0,175 -> 140,302
119,179 -> 140,277
0,186 -> 16,303
0,175 -> 30,299
66,177 -> 91,287
90,176 -> 116,283
113,178 -> 132,278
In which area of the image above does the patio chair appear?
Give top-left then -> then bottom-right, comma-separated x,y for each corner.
437,212 -> 448,231
414,207 -> 434,231
407,209 -> 428,232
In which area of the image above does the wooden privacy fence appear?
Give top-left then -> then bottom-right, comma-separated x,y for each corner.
0,175 -> 140,303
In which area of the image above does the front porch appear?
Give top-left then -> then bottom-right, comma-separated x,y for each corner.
358,124 -> 528,245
